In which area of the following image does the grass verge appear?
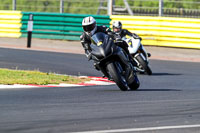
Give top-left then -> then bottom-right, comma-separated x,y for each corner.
0,68 -> 90,85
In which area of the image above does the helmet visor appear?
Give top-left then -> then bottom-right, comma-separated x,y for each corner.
83,22 -> 96,32
113,27 -> 121,33
113,27 -> 121,32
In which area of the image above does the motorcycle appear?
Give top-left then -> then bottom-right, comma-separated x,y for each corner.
89,32 -> 140,91
122,35 -> 152,75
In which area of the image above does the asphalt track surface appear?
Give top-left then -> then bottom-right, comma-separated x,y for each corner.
0,48 -> 200,133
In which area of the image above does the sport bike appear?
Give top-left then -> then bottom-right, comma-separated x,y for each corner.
89,32 -> 140,91
122,35 -> 152,75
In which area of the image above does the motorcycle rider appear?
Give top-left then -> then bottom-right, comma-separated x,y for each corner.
80,16 -> 132,75
112,21 -> 141,40
112,21 -> 151,58
80,16 -> 112,61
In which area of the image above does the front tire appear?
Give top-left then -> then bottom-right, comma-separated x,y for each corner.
136,55 -> 152,75
128,74 -> 140,90
107,62 -> 128,91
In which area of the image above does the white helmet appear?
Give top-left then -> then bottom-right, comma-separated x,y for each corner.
82,16 -> 97,36
112,21 -> 122,33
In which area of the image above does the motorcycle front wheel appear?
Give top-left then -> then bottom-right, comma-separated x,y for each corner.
106,62 -> 129,91
136,54 -> 152,75
128,73 -> 140,90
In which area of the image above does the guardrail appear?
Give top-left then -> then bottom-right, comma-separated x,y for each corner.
110,15 -> 200,49
0,10 -> 200,49
0,10 -> 22,38
21,12 -> 111,40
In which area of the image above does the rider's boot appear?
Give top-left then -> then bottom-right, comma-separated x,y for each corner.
93,62 -> 100,71
147,53 -> 151,57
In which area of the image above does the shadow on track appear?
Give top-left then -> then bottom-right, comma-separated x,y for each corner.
101,87 -> 181,92
151,73 -> 182,76
137,89 -> 181,91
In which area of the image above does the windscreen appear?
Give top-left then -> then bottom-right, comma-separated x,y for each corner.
91,32 -> 109,45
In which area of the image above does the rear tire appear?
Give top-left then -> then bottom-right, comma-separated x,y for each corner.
107,62 -> 128,91
136,55 -> 152,75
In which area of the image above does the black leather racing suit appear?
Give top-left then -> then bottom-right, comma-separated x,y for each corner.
116,29 -> 141,40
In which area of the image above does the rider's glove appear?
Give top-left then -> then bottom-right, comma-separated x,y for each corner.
107,32 -> 115,40
132,33 -> 142,40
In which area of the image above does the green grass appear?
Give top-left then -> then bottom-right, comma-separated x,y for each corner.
0,68 -> 89,85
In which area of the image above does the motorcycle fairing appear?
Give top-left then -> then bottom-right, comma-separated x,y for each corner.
90,32 -> 113,59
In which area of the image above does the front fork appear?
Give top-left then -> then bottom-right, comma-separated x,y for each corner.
132,46 -> 149,73
139,45 -> 149,61
117,49 -> 136,82
133,45 -> 148,64
133,54 -> 146,73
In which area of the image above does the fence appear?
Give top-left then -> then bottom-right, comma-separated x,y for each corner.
1,0 -> 200,18
0,0 -> 108,15
110,15 -> 200,49
0,10 -> 22,37
0,10 -> 110,40
0,10 -> 200,49
21,12 -> 110,40
114,0 -> 200,18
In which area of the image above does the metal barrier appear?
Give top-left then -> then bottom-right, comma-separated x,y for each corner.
0,10 -> 200,49
21,12 -> 111,40
111,15 -> 200,49
0,10 -> 22,37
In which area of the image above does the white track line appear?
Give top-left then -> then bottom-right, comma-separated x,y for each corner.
71,124 -> 200,133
